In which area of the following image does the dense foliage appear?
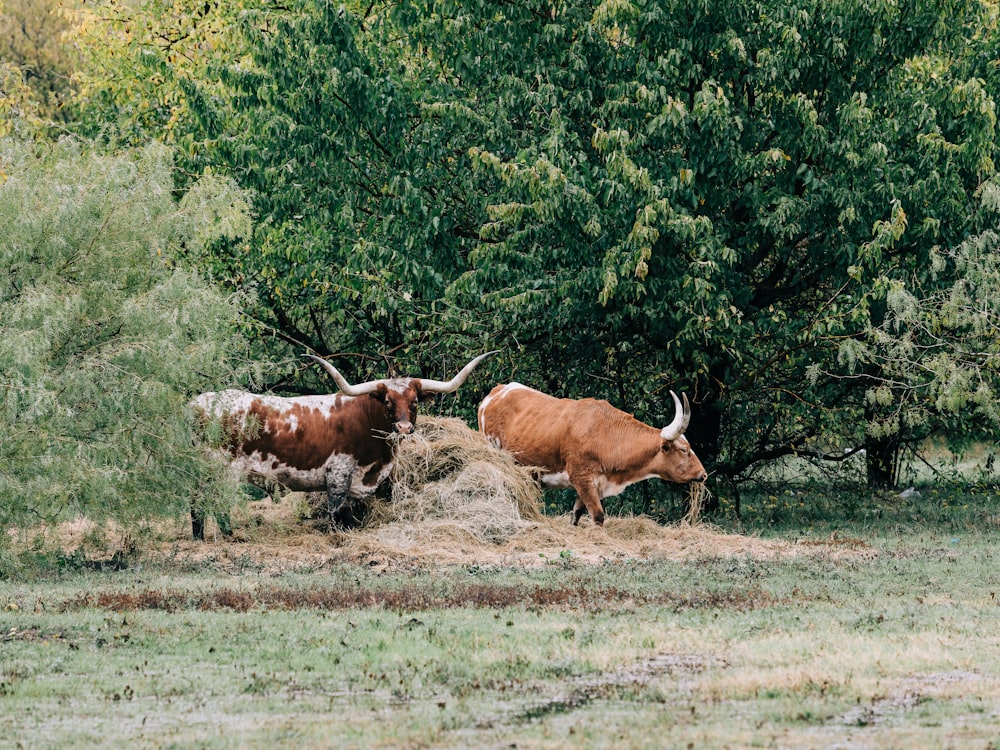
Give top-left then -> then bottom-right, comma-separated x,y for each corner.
0,0 -> 79,126
0,138 -> 254,538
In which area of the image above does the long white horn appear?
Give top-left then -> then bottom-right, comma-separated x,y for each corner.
305,355 -> 383,396
660,391 -> 691,441
419,350 -> 499,394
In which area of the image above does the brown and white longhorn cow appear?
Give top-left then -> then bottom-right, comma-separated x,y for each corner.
478,383 -> 707,526
190,351 -> 495,539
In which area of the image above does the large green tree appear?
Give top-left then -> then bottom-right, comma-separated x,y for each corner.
181,1 -> 499,392
67,0 -> 1000,506
0,0 -> 80,126
66,0 -> 248,146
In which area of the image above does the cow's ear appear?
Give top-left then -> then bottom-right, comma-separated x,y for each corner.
415,380 -> 442,403
368,383 -> 389,402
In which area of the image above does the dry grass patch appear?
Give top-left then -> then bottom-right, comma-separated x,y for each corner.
7,417 -> 875,572
148,511 -> 864,577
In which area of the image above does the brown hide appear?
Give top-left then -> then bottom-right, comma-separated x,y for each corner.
236,395 -> 394,488
478,383 -> 707,526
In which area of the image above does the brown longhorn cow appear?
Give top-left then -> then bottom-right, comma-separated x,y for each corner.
190,351 -> 496,539
478,383 -> 707,526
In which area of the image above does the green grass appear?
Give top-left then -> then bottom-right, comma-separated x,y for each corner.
4,490 -> 1000,748
735,482 -> 1000,542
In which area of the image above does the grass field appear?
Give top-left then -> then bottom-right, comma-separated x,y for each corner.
4,486 -> 1000,749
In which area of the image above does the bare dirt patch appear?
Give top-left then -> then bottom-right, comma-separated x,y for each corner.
58,578 -> 782,613
837,671 -> 986,728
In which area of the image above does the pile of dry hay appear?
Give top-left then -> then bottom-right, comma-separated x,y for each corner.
363,416 -> 543,547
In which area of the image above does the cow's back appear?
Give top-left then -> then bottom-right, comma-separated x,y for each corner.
479,383 -> 601,472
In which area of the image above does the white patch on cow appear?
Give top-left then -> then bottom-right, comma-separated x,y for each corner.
325,453 -> 358,496
477,398 -> 491,432
327,454 -> 391,499
594,473 -> 659,499
595,476 -> 626,498
192,389 -> 256,417
232,451 -> 326,490
383,378 -> 417,396
228,450 -> 392,499
355,459 -> 394,497
499,382 -> 533,397
524,471 -> 633,498
194,390 -> 350,421
540,470 -> 571,489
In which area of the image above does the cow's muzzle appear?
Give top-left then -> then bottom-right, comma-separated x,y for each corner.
395,421 -> 415,435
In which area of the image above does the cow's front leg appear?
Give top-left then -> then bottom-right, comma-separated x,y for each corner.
324,455 -> 356,529
570,474 -> 605,526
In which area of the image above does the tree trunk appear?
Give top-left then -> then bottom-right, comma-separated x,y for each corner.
865,433 -> 902,490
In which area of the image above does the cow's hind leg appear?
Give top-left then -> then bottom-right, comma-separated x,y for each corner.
191,503 -> 207,541
190,501 -> 233,541
324,455 -> 356,529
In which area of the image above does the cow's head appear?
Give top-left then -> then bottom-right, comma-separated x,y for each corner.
306,351 -> 497,435
367,380 -> 422,435
656,391 -> 708,483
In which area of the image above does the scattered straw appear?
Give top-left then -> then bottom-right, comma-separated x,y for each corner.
8,418 -> 878,572
684,482 -> 711,525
